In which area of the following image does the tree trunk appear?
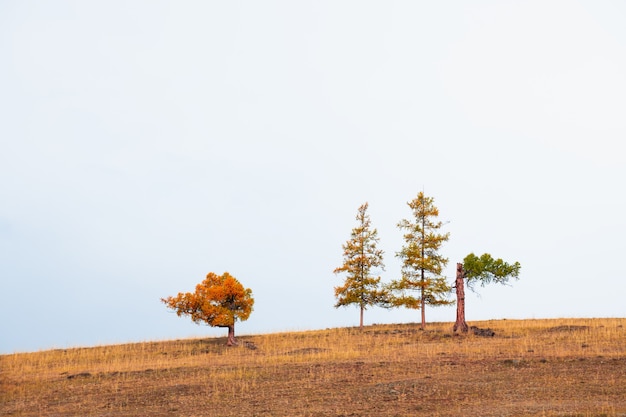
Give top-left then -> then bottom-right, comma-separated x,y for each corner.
420,269 -> 426,330
226,324 -> 237,346
453,263 -> 469,333
359,305 -> 364,330
420,216 -> 426,331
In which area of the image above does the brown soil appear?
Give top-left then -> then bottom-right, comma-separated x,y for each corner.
2,318 -> 625,416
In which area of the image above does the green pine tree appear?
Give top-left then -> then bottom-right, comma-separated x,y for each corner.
453,253 -> 521,332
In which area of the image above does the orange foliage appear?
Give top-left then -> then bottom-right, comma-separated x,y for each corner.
161,272 -> 254,329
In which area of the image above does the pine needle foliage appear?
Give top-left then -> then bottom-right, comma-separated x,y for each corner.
333,202 -> 386,329
390,192 -> 452,329
462,252 -> 521,290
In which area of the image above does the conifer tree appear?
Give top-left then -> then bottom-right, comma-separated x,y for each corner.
333,202 -> 386,329
453,253 -> 521,333
389,192 -> 452,330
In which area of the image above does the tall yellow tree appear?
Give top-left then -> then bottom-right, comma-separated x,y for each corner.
162,272 -> 254,346
389,192 -> 452,329
333,202 -> 386,329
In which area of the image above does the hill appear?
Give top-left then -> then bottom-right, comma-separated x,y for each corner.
2,318 -> 626,416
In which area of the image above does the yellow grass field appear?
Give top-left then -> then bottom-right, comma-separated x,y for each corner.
2,318 -> 625,416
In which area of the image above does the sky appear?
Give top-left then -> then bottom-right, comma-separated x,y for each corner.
1,1 -> 625,354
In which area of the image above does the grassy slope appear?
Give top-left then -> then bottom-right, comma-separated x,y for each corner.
2,318 -> 626,417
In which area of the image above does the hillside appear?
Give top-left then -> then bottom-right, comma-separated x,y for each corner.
2,318 -> 626,416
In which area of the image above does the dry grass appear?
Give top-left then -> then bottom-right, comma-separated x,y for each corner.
2,318 -> 626,416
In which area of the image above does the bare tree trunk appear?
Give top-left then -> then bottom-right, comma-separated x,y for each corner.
420,270 -> 426,330
420,217 -> 426,331
226,324 -> 237,346
453,263 -> 469,333
359,305 -> 364,330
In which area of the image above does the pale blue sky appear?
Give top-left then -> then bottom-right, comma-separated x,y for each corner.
1,1 -> 625,353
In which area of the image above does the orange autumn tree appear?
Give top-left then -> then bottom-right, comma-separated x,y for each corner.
162,272 -> 254,346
